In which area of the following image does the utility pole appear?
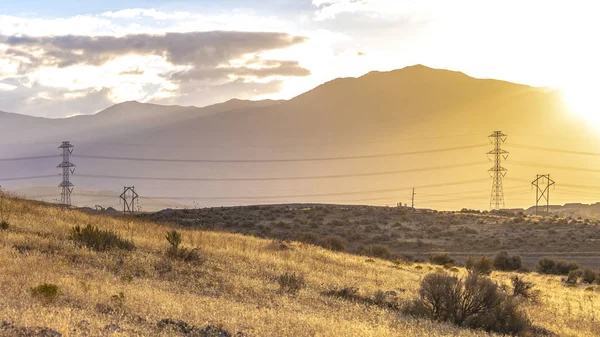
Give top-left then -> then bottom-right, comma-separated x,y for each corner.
120,186 -> 138,215
57,141 -> 75,207
487,131 -> 509,210
411,188 -> 415,209
532,174 -> 555,215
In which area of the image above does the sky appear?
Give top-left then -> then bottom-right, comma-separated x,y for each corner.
0,0 -> 599,118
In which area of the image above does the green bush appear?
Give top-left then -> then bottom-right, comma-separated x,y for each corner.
466,256 -> 494,275
403,272 -> 530,335
537,258 -> 579,275
0,220 -> 8,230
493,251 -> 522,271
70,225 -> 134,251
277,272 -> 306,295
566,270 -> 582,285
428,253 -> 455,265
31,283 -> 60,303
581,268 -> 597,284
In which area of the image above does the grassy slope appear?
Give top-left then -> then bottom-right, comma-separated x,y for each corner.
0,198 -> 599,336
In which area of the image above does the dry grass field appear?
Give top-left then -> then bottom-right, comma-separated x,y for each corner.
1,198 -> 600,336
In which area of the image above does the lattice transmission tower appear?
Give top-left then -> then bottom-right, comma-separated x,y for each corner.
487,131 -> 509,210
120,186 -> 138,215
58,141 -> 75,206
532,174 -> 555,215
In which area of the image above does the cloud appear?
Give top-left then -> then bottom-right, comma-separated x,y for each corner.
0,31 -> 310,116
101,8 -> 192,20
0,83 -> 17,91
1,32 -> 307,68
311,0 -> 429,21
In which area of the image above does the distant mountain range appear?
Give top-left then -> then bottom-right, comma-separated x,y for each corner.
1,65 -> 598,210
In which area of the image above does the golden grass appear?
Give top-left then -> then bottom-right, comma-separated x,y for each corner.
0,198 -> 599,336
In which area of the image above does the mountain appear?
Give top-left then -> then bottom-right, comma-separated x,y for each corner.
0,65 -> 597,210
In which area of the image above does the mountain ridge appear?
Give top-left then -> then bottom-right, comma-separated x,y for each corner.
0,65 -> 542,120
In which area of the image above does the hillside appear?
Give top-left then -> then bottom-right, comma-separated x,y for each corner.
1,198 -> 600,336
1,65 -> 600,210
143,204 -> 600,268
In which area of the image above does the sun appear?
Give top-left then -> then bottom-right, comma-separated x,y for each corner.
562,86 -> 600,129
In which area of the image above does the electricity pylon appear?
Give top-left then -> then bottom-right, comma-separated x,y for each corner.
532,174 -> 555,215
487,131 -> 509,210
58,141 -> 75,206
120,186 -> 138,215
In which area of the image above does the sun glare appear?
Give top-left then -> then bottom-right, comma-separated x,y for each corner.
563,86 -> 600,129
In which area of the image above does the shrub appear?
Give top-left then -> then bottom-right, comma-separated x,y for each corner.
297,232 -> 319,245
428,253 -> 455,265
325,287 -> 360,301
70,225 -> 134,251
325,287 -> 400,311
277,272 -> 306,295
493,251 -> 522,271
511,276 -> 538,302
403,272 -> 530,335
566,270 -> 581,285
537,258 -> 579,275
466,256 -> 494,275
319,235 -> 346,252
581,268 -> 597,284
360,244 -> 393,259
165,230 -> 182,250
31,283 -> 60,303
165,230 -> 205,264
110,292 -> 126,308
0,220 -> 8,230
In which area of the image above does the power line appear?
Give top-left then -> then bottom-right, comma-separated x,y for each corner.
0,155 -> 57,162
74,161 -> 488,182
0,133 -> 483,149
508,144 -> 600,156
0,174 -> 57,181
512,161 -> 600,173
137,178 -> 491,201
6,178 -> 491,201
74,144 -> 488,163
